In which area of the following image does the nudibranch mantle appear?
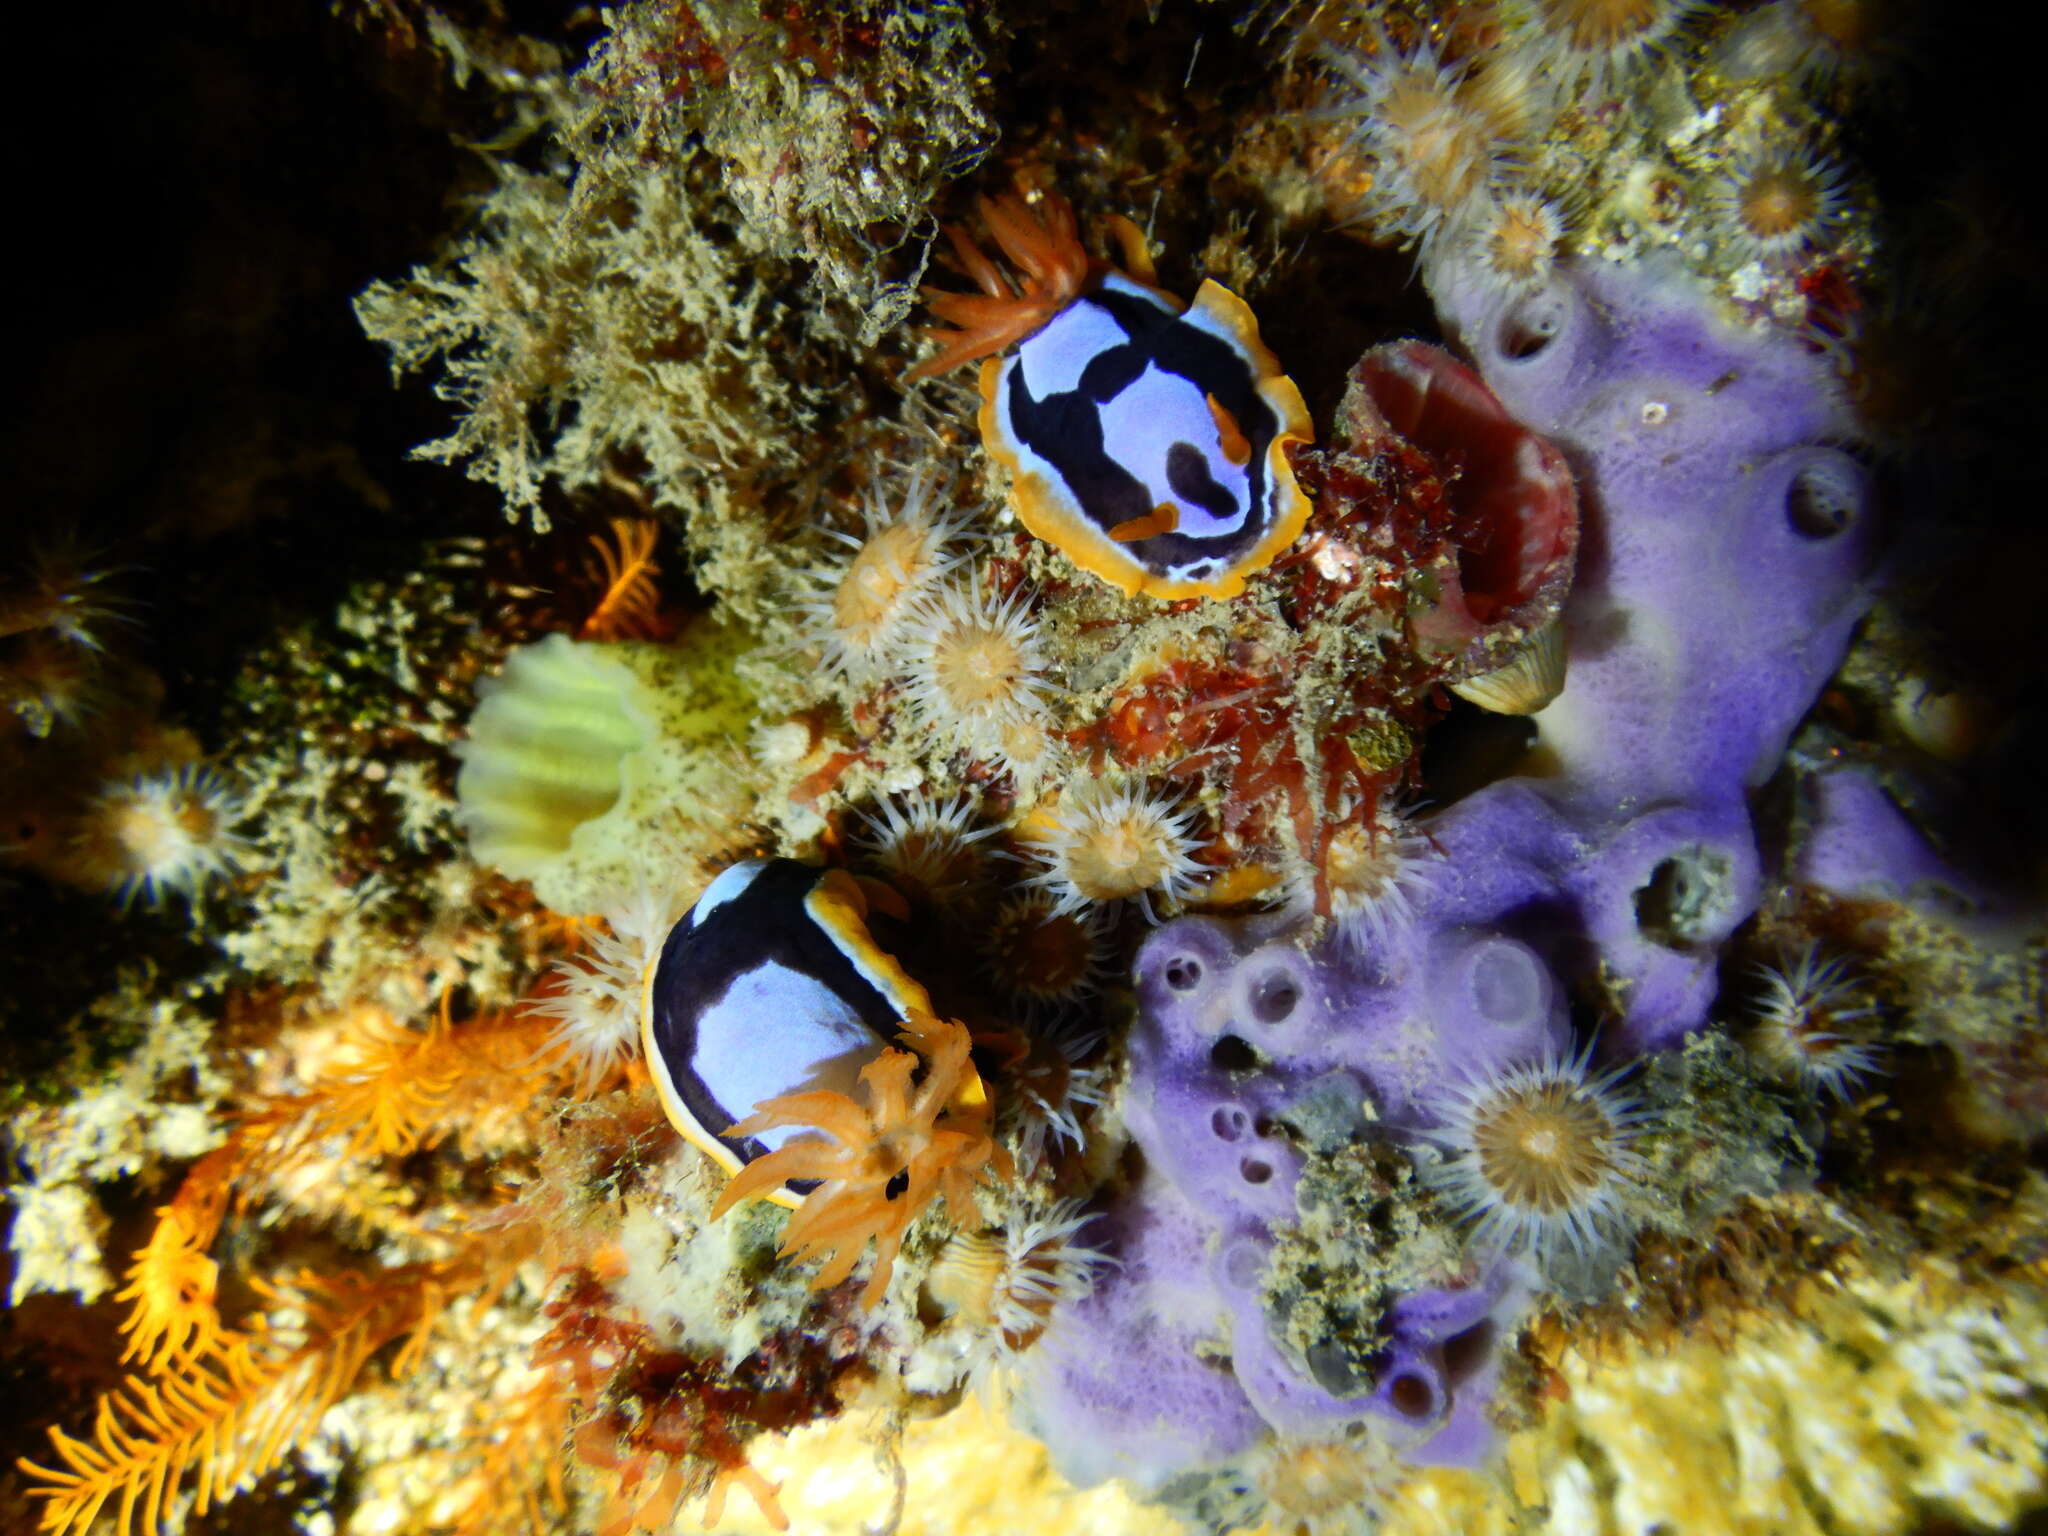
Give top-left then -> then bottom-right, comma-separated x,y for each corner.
980,272 -> 1313,601
914,191 -> 1314,601
641,858 -> 931,1208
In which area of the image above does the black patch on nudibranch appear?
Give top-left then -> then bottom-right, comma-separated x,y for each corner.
1004,286 -> 1281,573
1165,441 -> 1236,524
649,858 -> 907,1175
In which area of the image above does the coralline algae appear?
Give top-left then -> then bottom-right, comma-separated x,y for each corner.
1015,252 -> 1883,1490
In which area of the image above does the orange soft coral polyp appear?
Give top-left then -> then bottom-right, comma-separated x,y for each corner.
709,1014 -> 1002,1309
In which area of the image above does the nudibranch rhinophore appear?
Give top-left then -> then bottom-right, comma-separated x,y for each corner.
910,191 -> 1314,601
641,857 -> 931,1208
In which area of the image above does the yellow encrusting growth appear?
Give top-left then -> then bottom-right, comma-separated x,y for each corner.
1382,1252 -> 2048,1536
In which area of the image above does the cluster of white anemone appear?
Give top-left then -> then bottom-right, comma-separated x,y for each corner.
528,881 -> 683,1095
1712,144 -> 1852,264
1325,0 -> 1852,307
850,790 -> 999,903
801,465 -> 1061,786
1291,798 -> 1439,954
798,466 -> 972,682
804,468 -> 1212,920
894,581 -> 1061,783
920,1199 -> 1114,1388
981,887 -> 1114,1018
1023,777 -> 1209,922
1325,31 -> 1586,304
1327,36 -> 1514,253
1746,944 -> 1884,1099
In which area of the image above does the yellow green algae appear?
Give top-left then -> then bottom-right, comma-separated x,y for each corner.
2,2 -> 2045,1536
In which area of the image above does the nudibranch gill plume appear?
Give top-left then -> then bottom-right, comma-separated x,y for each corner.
910,191 -> 1314,601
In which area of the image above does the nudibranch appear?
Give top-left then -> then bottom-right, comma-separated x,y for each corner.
909,191 -> 1315,601
641,857 -> 932,1208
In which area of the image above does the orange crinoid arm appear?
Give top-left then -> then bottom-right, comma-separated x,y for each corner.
709,1014 -> 1004,1309
904,191 -> 1097,382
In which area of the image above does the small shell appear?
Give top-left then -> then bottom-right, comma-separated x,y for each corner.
1450,620 -> 1566,715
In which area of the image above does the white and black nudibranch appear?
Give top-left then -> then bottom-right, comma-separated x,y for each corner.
910,191 -> 1312,601
980,272 -> 1313,601
641,857 -> 933,1207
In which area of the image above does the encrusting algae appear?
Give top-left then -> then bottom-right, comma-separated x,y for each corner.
3,2 -> 2045,1536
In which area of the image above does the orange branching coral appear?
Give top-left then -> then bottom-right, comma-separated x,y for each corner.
115,1178 -> 231,1370
711,1013 -> 1005,1308
289,1003 -> 467,1162
113,995 -> 574,1368
11,957 -> 614,1536
18,1262 -> 469,1536
576,516 -> 665,641
23,987 -> 585,1536
242,997 -> 570,1180
905,191 -> 1096,381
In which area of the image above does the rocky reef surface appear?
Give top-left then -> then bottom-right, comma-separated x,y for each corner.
3,4 -> 2045,1536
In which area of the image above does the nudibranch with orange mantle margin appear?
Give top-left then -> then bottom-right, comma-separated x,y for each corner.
641,857 -> 935,1209
907,191 -> 1315,602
